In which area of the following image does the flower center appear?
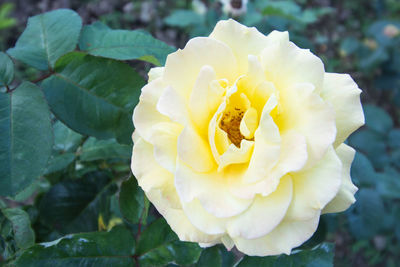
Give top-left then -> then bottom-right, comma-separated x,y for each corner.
220,107 -> 249,147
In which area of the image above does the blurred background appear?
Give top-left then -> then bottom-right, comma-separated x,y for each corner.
1,0 -> 399,266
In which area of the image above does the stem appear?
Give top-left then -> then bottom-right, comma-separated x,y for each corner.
5,85 -> 11,93
31,72 -> 53,84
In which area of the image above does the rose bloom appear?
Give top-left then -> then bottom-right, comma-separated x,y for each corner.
131,19 -> 364,256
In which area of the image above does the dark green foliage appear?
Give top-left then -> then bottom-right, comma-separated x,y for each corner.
7,9 -> 82,70
0,82 -> 53,196
42,52 -> 145,144
237,243 -> 334,267
80,22 -> 175,65
13,226 -> 135,267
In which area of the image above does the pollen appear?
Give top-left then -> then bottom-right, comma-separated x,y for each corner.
220,107 -> 246,147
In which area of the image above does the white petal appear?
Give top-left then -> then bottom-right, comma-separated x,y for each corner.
285,146 -> 342,221
321,73 -> 365,147
323,144 -> 358,213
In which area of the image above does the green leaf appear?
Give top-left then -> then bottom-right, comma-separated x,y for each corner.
1,208 -> 35,249
119,176 -> 148,224
80,137 -> 131,161
351,152 -> 376,186
7,9 -> 82,70
53,121 -> 83,153
237,243 -> 334,267
12,178 -> 50,202
196,246 -> 222,267
137,218 -> 202,267
0,82 -> 53,196
13,226 -> 135,266
388,129 -> 400,149
38,171 -> 117,234
364,104 -> 393,134
348,130 -> 388,169
0,3 -> 17,30
79,22 -> 175,66
43,152 -> 75,174
164,10 -> 204,28
42,52 -> 145,144
260,1 -> 301,21
0,52 -> 14,86
348,189 -> 385,238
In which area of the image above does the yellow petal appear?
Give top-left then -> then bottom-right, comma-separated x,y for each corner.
175,160 -> 252,218
323,144 -> 358,213
276,82 -> 336,169
148,67 -> 164,82
260,39 -> 325,93
177,125 -> 216,172
210,19 -> 285,74
133,79 -> 169,142
164,37 -> 238,99
218,140 -> 254,171
156,86 -> 189,125
189,65 -> 225,132
229,131 -> 307,199
285,146 -> 342,221
243,95 -> 281,184
233,211 -> 320,256
131,138 -> 171,192
149,122 -> 183,173
240,107 -> 258,139
321,73 -> 365,147
227,176 -> 293,239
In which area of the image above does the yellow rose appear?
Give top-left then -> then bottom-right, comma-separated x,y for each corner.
131,19 -> 364,256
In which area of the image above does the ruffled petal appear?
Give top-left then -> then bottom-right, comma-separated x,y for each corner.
149,122 -> 183,173
323,144 -> 358,213
285,146 -> 342,221
233,212 -> 321,256
218,140 -> 254,171
229,130 -> 307,199
157,86 -> 189,125
321,73 -> 365,147
260,39 -> 325,93
276,82 -> 336,168
210,19 -> 288,74
243,95 -> 281,183
148,67 -> 164,82
164,37 -> 238,99
189,65 -> 225,132
131,138 -> 171,192
227,176 -> 293,239
175,160 -> 253,218
133,79 -> 169,142
177,125 -> 216,172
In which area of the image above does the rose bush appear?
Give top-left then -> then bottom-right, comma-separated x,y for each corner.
131,19 -> 364,256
